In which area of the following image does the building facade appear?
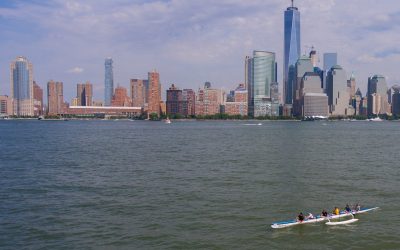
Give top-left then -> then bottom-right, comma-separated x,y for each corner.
148,70 -> 161,116
326,65 -> 350,116
248,51 -> 277,117
130,79 -> 146,108
283,1 -> 301,105
10,56 -> 34,116
104,58 -> 114,106
77,82 -> 93,106
195,83 -> 223,116
47,80 -> 64,115
166,84 -> 185,116
0,95 -> 13,116
182,89 -> 196,116
33,81 -> 43,116
300,72 -> 328,117
112,86 -> 132,107
367,75 -> 388,115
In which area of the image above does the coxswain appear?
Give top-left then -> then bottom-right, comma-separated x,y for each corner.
345,204 -> 352,213
297,212 -> 305,222
333,207 -> 340,215
322,209 -> 328,217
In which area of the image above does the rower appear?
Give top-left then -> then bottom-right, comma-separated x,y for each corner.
297,212 -> 305,222
345,204 -> 352,213
333,207 -> 340,215
307,213 -> 314,219
354,203 -> 361,211
321,209 -> 328,217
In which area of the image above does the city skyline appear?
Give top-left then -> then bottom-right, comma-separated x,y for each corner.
1,0 -> 400,102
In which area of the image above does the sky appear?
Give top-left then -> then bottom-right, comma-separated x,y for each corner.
1,0 -> 400,102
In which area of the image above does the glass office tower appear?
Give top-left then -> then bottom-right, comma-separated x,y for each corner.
104,58 -> 114,106
11,56 -> 34,116
283,1 -> 301,105
249,51 -> 276,117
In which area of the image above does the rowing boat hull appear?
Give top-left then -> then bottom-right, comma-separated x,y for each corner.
326,218 -> 358,225
271,207 -> 379,229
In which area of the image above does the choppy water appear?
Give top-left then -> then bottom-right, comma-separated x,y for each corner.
0,120 -> 399,249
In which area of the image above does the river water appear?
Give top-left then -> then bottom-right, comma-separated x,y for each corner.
0,120 -> 399,249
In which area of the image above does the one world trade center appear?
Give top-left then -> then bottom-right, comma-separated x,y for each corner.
283,0 -> 300,105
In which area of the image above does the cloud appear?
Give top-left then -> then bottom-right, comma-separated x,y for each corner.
67,67 -> 84,74
1,0 -> 400,102
356,54 -> 383,63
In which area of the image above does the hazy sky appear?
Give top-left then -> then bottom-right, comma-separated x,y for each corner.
1,0 -> 399,102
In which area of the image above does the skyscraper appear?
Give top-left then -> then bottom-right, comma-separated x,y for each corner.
323,53 -> 338,73
326,65 -> 350,116
182,89 -> 196,116
148,70 -> 161,116
33,81 -> 43,116
10,56 -> 34,116
166,84 -> 184,116
47,80 -> 64,115
284,0 -> 301,105
367,75 -> 389,115
130,79 -> 146,108
293,56 -> 313,116
248,51 -> 277,117
77,82 -> 93,106
104,58 -> 114,106
244,56 -> 252,90
112,86 -> 132,107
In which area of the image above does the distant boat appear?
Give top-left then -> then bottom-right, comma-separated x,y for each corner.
165,117 -> 171,124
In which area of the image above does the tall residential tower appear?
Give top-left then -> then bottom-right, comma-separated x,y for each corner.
283,0 -> 301,105
10,56 -> 34,116
104,58 -> 114,106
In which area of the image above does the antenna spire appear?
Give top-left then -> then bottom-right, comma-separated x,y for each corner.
291,0 -> 294,8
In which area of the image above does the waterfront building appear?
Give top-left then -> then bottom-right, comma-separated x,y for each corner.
248,51 -> 277,117
33,81 -> 43,116
47,80 -> 64,115
392,88 -> 400,116
92,100 -> 103,107
0,95 -> 13,116
166,84 -> 185,116
148,70 -> 161,116
104,58 -> 114,106
130,79 -> 146,108
10,56 -> 34,116
66,106 -> 141,117
71,98 -> 79,106
352,88 -> 363,116
347,73 -> 356,104
224,84 -> 248,116
283,0 -> 301,105
367,75 -> 389,115
293,56 -> 313,116
360,96 -> 368,116
224,102 -> 248,116
195,82 -> 223,116
77,82 -> 93,106
112,86 -> 132,107
245,56 -> 252,90
299,72 -> 328,117
387,85 -> 400,105
326,65 -> 350,116
182,89 -> 196,116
